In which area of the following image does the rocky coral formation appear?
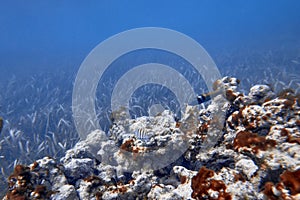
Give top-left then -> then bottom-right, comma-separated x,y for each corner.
4,157 -> 75,200
3,76 -> 300,200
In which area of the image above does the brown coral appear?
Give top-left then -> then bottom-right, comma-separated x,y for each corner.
191,167 -> 231,200
180,175 -> 188,184
198,121 -> 210,134
280,169 -> 300,195
119,138 -> 147,160
120,139 -> 135,152
233,131 -> 276,153
225,89 -> 238,102
5,164 -> 54,199
233,172 -> 246,182
280,128 -> 300,145
263,169 -> 300,199
263,182 -> 278,200
31,185 -> 47,198
83,175 -> 103,189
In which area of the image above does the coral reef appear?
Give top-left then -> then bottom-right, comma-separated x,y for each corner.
2,76 -> 300,200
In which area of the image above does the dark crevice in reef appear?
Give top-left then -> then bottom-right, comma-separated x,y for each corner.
204,154 -> 236,172
259,168 -> 284,191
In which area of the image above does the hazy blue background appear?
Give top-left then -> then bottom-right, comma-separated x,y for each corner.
0,1 -> 300,195
1,0 -> 300,77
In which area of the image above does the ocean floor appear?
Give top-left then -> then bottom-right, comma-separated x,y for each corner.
2,76 -> 300,200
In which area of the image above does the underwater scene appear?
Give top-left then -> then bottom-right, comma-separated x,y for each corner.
0,1 -> 300,199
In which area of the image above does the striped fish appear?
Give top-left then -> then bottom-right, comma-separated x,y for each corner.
134,129 -> 153,142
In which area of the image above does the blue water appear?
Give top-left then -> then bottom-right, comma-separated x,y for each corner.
0,0 -> 299,76
0,0 -> 300,195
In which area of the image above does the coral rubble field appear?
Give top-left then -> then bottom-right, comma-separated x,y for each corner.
3,77 -> 300,200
